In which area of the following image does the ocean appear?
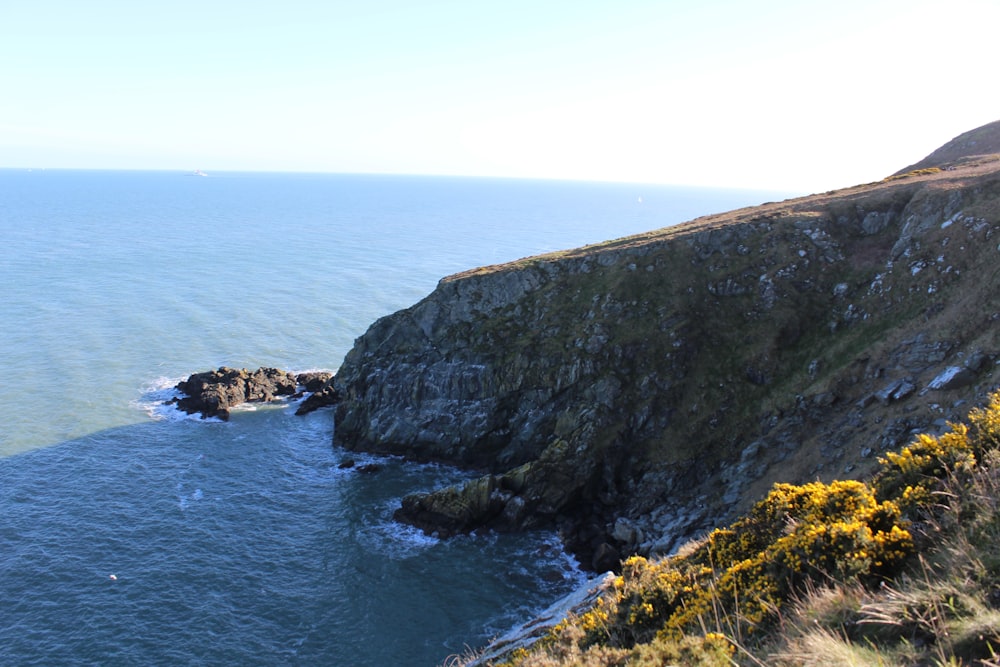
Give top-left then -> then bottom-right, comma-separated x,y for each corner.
0,169 -> 790,665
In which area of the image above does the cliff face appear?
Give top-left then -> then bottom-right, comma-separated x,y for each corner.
333,154 -> 1000,569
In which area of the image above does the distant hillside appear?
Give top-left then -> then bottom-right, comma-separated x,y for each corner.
894,119 -> 1000,174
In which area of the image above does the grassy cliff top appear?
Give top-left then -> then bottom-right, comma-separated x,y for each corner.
445,122 -> 1000,285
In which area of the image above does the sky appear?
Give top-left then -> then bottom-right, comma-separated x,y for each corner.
2,0 -> 999,192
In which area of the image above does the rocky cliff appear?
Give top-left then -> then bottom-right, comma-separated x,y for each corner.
332,128 -> 1000,570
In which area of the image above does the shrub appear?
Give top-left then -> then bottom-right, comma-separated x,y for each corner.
553,478 -> 913,656
498,392 -> 1000,666
875,425 -> 975,510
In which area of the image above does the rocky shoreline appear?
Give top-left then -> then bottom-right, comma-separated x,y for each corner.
170,366 -> 336,420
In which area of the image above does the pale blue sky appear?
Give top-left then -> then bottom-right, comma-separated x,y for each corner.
2,0 -> 998,190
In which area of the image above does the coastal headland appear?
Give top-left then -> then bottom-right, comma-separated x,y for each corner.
329,121 -> 1000,572
173,121 -> 1000,664
174,122 -> 1000,574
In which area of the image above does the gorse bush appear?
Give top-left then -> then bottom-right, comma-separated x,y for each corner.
884,167 -> 943,181
875,391 -> 1000,513
875,424 -> 976,510
703,480 -> 911,620
563,479 -> 912,652
488,392 -> 1000,667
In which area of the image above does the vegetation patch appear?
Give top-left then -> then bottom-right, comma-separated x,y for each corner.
883,167 -> 943,182
473,392 -> 1000,666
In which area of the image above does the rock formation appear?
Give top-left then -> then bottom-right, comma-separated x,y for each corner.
294,378 -> 340,416
173,367 -> 333,420
332,124 -> 1000,570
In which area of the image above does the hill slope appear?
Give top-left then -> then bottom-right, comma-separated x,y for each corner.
894,119 -> 1000,174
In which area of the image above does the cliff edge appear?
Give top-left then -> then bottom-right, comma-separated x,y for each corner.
332,122 -> 1000,570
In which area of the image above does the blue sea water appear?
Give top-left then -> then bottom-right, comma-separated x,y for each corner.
0,170 -> 792,665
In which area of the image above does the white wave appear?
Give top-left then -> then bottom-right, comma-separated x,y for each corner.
230,399 -> 294,413
360,518 -> 441,559
140,399 -> 225,423
289,366 -> 338,377
131,375 -> 189,421
327,449 -> 401,475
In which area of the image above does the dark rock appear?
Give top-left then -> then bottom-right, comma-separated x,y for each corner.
338,458 -> 383,474
966,352 -> 989,373
296,371 -> 333,393
889,337 -> 955,373
856,394 -> 876,409
591,543 -> 621,572
874,380 -> 904,406
812,392 -> 838,408
172,367 -> 298,419
394,438 -> 601,540
295,382 -> 340,415
745,365 -> 771,386
861,211 -> 892,235
874,379 -> 916,405
893,381 -> 916,402
395,475 -> 505,537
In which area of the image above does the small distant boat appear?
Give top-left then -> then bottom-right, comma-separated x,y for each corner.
193,169 -> 208,177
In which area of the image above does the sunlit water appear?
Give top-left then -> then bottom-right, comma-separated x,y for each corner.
0,170 -> 791,665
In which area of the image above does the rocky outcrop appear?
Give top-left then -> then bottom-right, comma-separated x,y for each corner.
173,367 -> 332,419
296,371 -> 334,393
394,437 -> 602,537
332,135 -> 1000,569
294,376 -> 340,415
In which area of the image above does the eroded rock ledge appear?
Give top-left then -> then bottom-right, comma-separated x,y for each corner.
172,367 -> 335,420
